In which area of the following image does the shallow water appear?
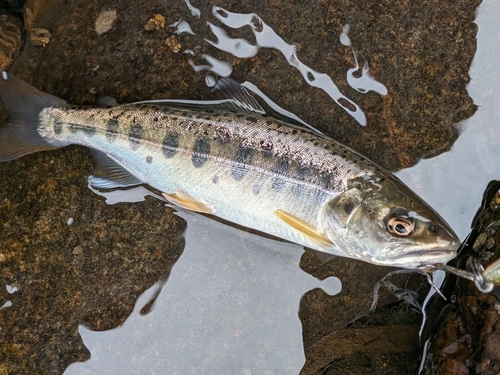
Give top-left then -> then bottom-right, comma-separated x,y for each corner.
0,0 -> 484,373
64,209 -> 341,375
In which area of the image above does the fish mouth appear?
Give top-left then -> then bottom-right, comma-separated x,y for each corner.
390,249 -> 457,263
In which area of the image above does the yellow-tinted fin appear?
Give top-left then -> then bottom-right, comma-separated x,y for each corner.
162,192 -> 212,214
274,209 -> 334,248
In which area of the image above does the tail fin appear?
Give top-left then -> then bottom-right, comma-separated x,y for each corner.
0,71 -> 67,161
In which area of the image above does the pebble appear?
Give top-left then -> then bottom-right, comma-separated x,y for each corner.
72,245 -> 83,255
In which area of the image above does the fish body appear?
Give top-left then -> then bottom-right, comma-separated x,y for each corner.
0,72 -> 459,268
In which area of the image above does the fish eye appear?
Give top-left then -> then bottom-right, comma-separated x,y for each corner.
386,217 -> 414,236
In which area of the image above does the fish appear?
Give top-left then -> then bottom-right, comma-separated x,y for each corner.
0,71 -> 460,268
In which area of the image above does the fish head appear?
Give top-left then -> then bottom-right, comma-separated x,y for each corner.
323,174 -> 460,268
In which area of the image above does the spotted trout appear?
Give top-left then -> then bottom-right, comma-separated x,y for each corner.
0,71 -> 459,268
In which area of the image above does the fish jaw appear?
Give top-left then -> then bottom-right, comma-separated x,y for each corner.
368,246 -> 459,269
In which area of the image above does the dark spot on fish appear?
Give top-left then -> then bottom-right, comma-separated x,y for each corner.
146,156 -> 153,164
216,128 -> 231,144
153,116 -> 159,122
162,131 -> 179,158
266,120 -> 273,125
106,118 -> 119,142
82,125 -> 96,137
296,164 -> 309,181
343,201 -> 355,214
260,141 -> 273,158
205,109 -> 214,114
232,145 -> 253,181
292,164 -> 309,197
272,156 -> 290,191
53,121 -> 63,135
253,184 -> 260,195
246,116 -> 258,123
129,123 -> 143,150
68,123 -> 79,133
192,137 -> 210,168
212,175 -> 219,184
320,172 -> 333,190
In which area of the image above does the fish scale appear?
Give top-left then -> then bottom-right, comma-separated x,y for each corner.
0,72 -> 460,268
39,104 -> 359,242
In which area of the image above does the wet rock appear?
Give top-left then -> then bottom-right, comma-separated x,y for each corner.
0,12 -> 23,71
94,9 -> 117,35
144,13 -> 166,31
28,27 -> 50,46
421,181 -> 500,375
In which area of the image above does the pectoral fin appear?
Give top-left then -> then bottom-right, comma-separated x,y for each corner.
274,209 -> 334,248
162,192 -> 212,214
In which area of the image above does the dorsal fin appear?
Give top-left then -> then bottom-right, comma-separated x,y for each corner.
124,78 -> 265,116
210,77 -> 265,114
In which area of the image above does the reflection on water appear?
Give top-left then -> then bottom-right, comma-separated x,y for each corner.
180,5 -> 389,126
64,209 -> 340,374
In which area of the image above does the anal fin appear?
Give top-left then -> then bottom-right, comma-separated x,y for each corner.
162,191 -> 212,214
275,209 -> 334,248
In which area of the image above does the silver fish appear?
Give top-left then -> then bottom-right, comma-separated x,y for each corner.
0,71 -> 459,268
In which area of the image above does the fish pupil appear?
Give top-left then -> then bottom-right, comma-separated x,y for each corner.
394,223 -> 408,234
